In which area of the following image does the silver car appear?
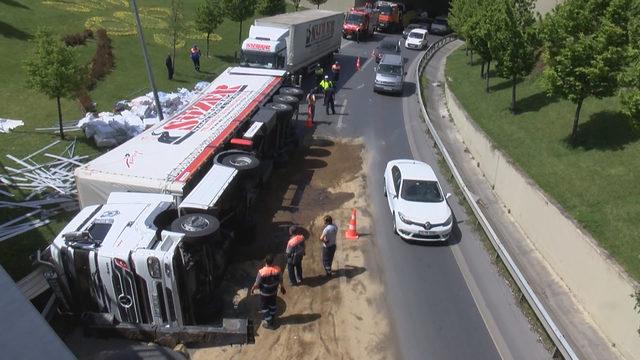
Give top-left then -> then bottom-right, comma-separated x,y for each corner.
374,54 -> 405,94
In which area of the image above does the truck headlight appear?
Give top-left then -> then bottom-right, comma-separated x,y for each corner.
147,257 -> 161,279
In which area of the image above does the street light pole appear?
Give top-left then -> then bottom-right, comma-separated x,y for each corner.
129,0 -> 164,121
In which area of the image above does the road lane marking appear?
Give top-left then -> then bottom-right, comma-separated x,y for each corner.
336,99 -> 348,129
357,83 -> 364,89
401,51 -> 514,360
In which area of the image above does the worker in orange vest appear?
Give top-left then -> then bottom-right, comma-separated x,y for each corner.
251,254 -> 286,329
285,226 -> 306,286
331,61 -> 341,83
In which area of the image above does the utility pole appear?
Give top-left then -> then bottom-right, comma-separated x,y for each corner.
129,0 -> 164,121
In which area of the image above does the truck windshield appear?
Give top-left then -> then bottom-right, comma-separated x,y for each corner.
345,13 -> 364,25
379,5 -> 392,15
241,51 -> 277,69
378,64 -> 402,76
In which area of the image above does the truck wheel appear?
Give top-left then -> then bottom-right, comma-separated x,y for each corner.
171,214 -> 220,243
264,102 -> 294,122
279,87 -> 305,101
273,94 -> 300,107
214,150 -> 260,172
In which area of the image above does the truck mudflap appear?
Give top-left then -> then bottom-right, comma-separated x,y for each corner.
82,313 -> 254,346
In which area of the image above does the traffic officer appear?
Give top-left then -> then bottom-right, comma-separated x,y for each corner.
285,226 -> 306,285
331,61 -> 341,83
319,75 -> 333,95
251,254 -> 286,329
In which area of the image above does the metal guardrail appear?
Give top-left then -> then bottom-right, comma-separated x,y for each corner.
415,35 -> 579,360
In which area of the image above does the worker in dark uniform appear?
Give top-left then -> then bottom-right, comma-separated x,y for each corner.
286,226 -> 306,286
251,254 -> 286,329
314,65 -> 324,89
325,86 -> 336,115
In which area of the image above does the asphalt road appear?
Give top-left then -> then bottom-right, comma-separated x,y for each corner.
311,33 -> 549,360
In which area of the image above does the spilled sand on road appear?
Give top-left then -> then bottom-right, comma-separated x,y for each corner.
191,138 -> 390,360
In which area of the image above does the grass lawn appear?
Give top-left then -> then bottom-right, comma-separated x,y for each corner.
445,48 -> 640,281
0,0 -> 292,280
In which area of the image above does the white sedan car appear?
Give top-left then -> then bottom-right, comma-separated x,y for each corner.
384,159 -> 453,241
405,28 -> 429,50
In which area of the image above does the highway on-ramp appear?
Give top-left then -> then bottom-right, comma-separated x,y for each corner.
311,33 -> 549,360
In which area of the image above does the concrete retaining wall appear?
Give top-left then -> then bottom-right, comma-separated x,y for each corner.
444,84 -> 640,359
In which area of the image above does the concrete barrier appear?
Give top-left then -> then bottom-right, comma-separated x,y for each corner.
444,83 -> 640,360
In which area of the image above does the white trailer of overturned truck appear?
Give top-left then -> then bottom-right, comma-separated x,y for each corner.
38,67 -> 306,345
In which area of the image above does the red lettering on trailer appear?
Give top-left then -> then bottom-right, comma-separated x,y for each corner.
246,43 -> 271,51
159,85 -> 242,133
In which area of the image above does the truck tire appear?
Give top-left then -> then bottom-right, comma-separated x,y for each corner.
278,87 -> 305,101
272,94 -> 300,107
214,150 -> 260,173
171,214 -> 220,243
264,102 -> 294,122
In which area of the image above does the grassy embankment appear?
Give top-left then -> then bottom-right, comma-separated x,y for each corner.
0,0 -> 277,280
445,47 -> 640,281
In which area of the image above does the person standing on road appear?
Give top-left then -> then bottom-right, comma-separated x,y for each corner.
189,44 -> 201,71
331,61 -> 341,83
320,215 -> 338,276
306,88 -> 317,123
314,65 -> 324,87
324,86 -> 336,115
251,254 -> 286,329
286,226 -> 306,286
319,75 -> 333,95
165,54 -> 174,80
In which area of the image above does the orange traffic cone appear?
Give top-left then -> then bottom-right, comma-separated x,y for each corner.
345,208 -> 359,240
355,56 -> 361,71
305,104 -> 314,128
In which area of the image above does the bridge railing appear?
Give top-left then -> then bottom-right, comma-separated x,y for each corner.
415,34 -> 579,360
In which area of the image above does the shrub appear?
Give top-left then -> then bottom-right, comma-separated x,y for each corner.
62,28 -> 94,47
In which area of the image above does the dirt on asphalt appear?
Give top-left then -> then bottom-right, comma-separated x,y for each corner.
191,137 -> 391,360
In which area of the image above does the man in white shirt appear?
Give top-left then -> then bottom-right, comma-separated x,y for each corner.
320,215 -> 338,276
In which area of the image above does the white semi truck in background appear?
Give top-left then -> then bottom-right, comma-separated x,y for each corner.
37,66 -> 306,344
241,10 -> 344,78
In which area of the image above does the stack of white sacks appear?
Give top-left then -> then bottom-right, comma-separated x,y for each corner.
78,82 -> 210,148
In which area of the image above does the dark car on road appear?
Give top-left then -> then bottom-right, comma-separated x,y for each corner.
430,16 -> 451,35
373,40 -> 401,63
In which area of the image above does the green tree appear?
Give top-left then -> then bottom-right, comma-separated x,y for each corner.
291,0 -> 301,11
258,0 -> 286,16
467,0 -> 497,91
308,0 -> 327,9
195,0 -> 224,58
24,29 -> 85,140
168,0 -> 185,68
542,0 -> 631,142
223,0 -> 256,47
449,0 -> 475,40
491,0 -> 539,112
620,4 -> 640,126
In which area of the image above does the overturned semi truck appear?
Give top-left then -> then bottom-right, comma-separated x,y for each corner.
37,67 -> 305,344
